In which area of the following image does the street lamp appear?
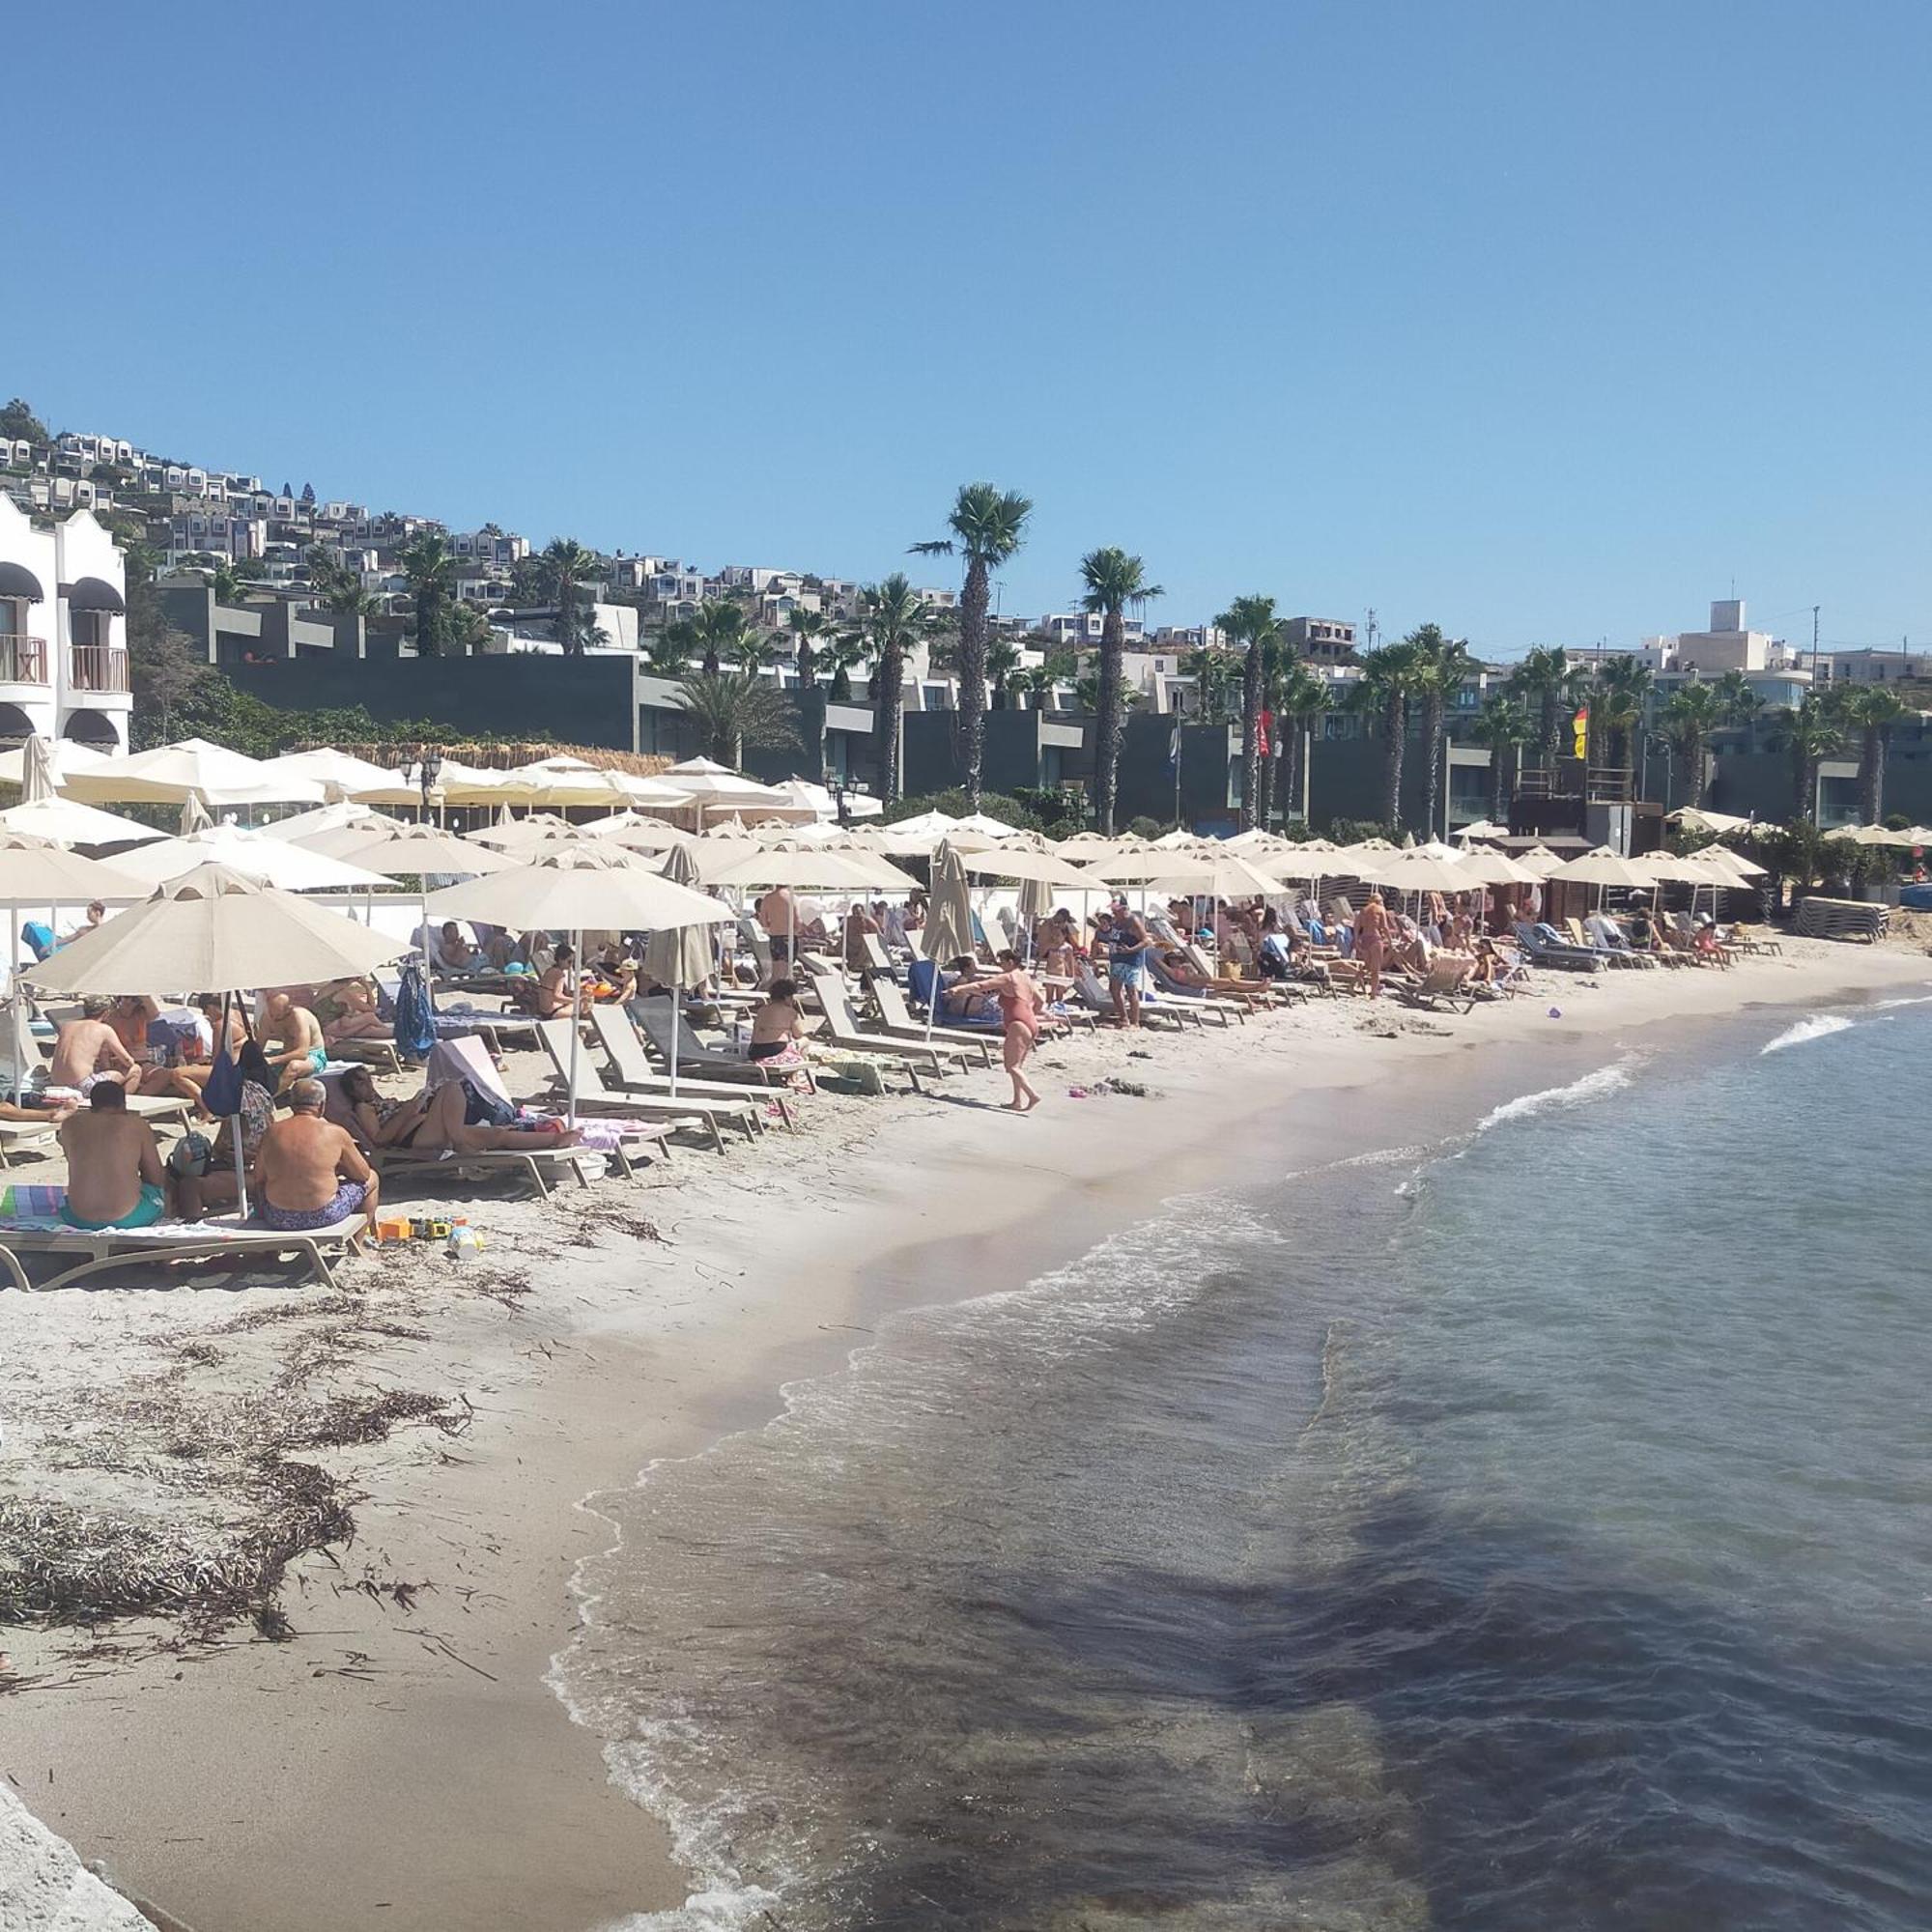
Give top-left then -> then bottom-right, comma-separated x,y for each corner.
418,750 -> 443,822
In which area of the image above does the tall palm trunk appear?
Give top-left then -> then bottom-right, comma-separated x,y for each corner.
797,639 -> 825,784
1095,611 -> 1125,833
1281,724 -> 1300,826
1860,724 -> 1885,824
1381,691 -> 1406,830
1491,751 -> 1509,821
874,643 -> 905,803
1239,645 -> 1264,831
1421,690 -> 1446,838
958,557 -> 991,809
1538,692 -> 1560,766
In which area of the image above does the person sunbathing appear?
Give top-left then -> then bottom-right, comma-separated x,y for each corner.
49,1000 -> 141,1094
252,1078 -> 379,1232
58,1083 -> 170,1229
318,978 -> 390,1044
369,1078 -> 582,1153
334,1065 -> 432,1147
1159,950 -> 1270,997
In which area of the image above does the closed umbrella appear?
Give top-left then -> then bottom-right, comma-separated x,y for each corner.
427,848 -> 731,1123
643,844 -> 725,1096
920,840 -> 979,1044
0,739 -> 111,790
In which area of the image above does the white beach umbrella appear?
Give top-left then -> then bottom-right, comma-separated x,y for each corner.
62,738 -> 326,810
0,795 -> 168,849
259,749 -> 406,800
656,758 -> 808,824
575,810 -> 695,852
1452,819 -> 1510,842
1452,846 -> 1538,887
488,764 -> 632,810
266,800 -> 392,844
1512,845 -> 1569,878
108,824 -> 396,895
956,848 -> 1100,891
1359,849 -> 1474,896
428,847 -> 732,1122
0,738 -> 112,790
1089,849 -> 1300,899
1548,847 -> 1654,889
327,822 -> 518,958
1667,807 -> 1753,835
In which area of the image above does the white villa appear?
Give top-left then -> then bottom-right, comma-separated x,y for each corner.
0,496 -> 133,753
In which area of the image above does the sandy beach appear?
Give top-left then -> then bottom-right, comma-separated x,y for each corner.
4,934 -> 1928,1932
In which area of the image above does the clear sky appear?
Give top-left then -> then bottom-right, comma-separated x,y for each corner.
10,2 -> 1930,657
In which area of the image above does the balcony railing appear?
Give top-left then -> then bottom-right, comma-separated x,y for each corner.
68,644 -> 129,694
0,635 -> 49,685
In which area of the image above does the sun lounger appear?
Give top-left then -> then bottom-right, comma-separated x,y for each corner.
1512,921 -> 1604,973
1144,956 -> 1238,1024
799,967 -> 960,1086
534,1020 -> 754,1151
904,958 -> 1093,1039
1070,959 -> 1188,1030
1395,953 -> 1479,1015
0,1194 -> 368,1293
372,1129 -> 677,1197
872,970 -> 995,1065
592,1007 -> 799,1127
629,1000 -> 815,1094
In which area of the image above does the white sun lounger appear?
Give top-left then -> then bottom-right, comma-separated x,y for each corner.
593,1007 -> 799,1128
0,1212 -> 370,1293
534,1020 -> 755,1151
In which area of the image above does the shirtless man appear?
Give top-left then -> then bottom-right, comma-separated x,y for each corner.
58,1083 -> 169,1229
105,995 -> 166,1094
754,886 -> 799,980
260,990 -> 326,1091
49,999 -> 140,1094
252,1078 -> 378,1232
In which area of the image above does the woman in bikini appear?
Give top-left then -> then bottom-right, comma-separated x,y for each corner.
949,949 -> 1044,1113
336,1065 -> 582,1152
1354,891 -> 1394,999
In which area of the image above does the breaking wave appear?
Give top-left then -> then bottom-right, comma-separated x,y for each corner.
1760,1013 -> 1856,1055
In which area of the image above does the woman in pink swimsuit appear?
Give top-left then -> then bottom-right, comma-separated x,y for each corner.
1355,891 -> 1393,999
951,949 -> 1044,1113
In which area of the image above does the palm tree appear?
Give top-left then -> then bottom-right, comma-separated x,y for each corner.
862,574 -> 927,804
911,484 -> 1033,809
1181,645 -> 1236,724
1274,664 -> 1327,825
1662,680 -> 1723,807
1352,639 -> 1422,831
673,668 -> 794,767
1406,625 -> 1472,838
986,639 -> 1022,709
1712,668 -> 1764,748
541,537 -> 600,656
305,544 -> 378,617
726,629 -> 779,673
444,602 -> 495,654
1080,547 -> 1164,833
1215,594 -> 1284,831
1509,645 -> 1584,768
1591,655 -> 1654,775
789,609 -> 833,782
1469,694 -> 1532,822
1767,694 -> 1845,823
646,623 -> 695,676
1009,665 -> 1055,711
1844,685 -> 1909,824
398,531 -> 457,657
691,597 -> 754,676
209,557 -> 264,604
823,632 -> 870,702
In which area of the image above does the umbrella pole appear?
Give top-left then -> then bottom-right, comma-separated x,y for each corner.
567,926 -> 582,1130
669,970 -> 681,1098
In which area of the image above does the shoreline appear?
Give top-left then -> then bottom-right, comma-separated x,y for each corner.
4,941 -> 1928,1931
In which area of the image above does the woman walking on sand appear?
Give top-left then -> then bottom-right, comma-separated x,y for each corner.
951,949 -> 1044,1113
1355,891 -> 1393,999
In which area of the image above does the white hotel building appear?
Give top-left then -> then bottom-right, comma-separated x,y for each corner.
0,495 -> 134,753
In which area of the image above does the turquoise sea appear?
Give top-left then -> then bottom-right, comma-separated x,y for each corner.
557,992 -> 1932,1930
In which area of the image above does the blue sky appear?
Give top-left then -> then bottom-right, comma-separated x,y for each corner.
10,2 -> 1929,657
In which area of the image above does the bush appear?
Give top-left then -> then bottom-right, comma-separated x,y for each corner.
1125,815 -> 1172,839
1322,817 -> 1401,845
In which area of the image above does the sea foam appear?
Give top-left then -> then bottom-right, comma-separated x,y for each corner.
1761,1014 -> 1856,1055
1475,1060 -> 1635,1133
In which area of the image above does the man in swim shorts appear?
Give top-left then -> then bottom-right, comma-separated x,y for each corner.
58,1083 -> 170,1229
253,1078 -> 379,1232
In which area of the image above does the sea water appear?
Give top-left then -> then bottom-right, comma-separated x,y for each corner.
556,1000 -> 1932,1930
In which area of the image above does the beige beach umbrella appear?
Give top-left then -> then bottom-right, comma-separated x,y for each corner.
1359,849 -> 1473,897
327,821 -> 518,961
576,810 -> 694,852
1667,807 -> 1753,835
0,833 -> 152,1097
466,813 -> 585,852
0,738 -> 112,790
655,757 -> 808,825
1089,850 -> 1294,900
640,843 -> 727,1092
955,848 -> 1100,891
268,802 -> 399,846
1452,819 -> 1510,842
1548,847 -> 1654,890
1513,845 -> 1568,878
178,794 -> 215,836
0,795 -> 169,849
258,749 -> 406,801
1693,845 -> 1767,878
291,811 -> 412,858
63,737 -> 326,810
109,824 -> 395,895
22,863 -> 410,998
428,847 -> 732,1118
1453,846 -> 1538,887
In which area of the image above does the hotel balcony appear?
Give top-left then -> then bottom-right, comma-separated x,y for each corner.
67,642 -> 129,694
0,635 -> 50,687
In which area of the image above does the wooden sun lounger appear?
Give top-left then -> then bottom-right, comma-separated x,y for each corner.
0,1213 -> 370,1293
534,1021 -> 752,1151
593,1008 -> 799,1128
1395,955 -> 1479,1015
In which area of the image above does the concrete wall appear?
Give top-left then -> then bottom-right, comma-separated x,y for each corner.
225,652 -> 641,749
